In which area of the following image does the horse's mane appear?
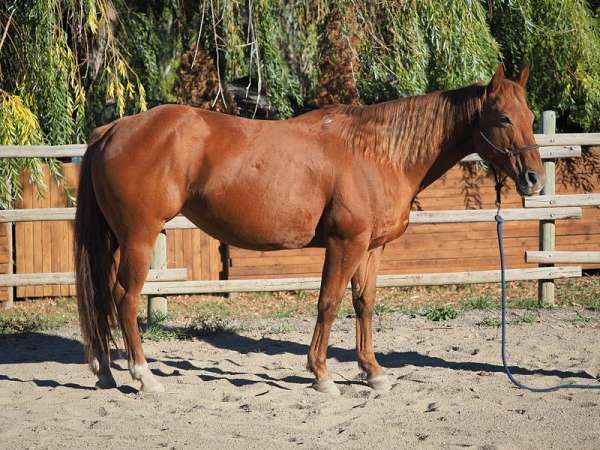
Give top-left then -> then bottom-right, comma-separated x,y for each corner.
332,83 -> 488,168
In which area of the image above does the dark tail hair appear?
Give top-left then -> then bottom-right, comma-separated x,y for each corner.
74,136 -> 118,369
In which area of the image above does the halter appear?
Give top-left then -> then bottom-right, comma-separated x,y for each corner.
479,130 -> 539,158
479,129 -> 540,208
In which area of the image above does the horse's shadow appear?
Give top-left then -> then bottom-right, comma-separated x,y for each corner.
1,330 -> 595,392
157,331 -> 596,387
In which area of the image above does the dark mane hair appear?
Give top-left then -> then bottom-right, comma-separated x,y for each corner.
333,83 -> 488,168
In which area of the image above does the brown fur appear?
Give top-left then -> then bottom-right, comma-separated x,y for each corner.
335,84 -> 487,168
75,65 -> 545,392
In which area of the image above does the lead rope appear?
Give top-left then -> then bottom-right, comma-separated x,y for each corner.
494,176 -> 600,392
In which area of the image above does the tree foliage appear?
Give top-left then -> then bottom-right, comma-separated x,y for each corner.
1,0 -> 600,205
490,0 -> 600,130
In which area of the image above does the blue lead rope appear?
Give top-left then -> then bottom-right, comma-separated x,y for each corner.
495,213 -> 600,392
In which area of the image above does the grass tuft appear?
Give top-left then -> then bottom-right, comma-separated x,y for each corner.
462,295 -> 497,310
421,305 -> 460,321
140,313 -> 239,342
374,303 -> 403,315
586,298 -> 600,312
0,310 -> 70,334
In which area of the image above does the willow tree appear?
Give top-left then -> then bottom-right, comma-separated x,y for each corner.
2,0 -> 600,207
0,0 -> 147,206
490,0 -> 600,131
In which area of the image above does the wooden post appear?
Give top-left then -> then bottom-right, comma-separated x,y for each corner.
1,222 -> 14,309
148,230 -> 168,322
2,173 -> 15,309
538,110 -> 556,306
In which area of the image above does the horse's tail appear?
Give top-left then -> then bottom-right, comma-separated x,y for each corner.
74,124 -> 118,370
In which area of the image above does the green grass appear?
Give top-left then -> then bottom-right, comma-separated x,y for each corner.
477,317 -> 502,327
0,311 -> 68,334
147,310 -> 172,324
513,311 -> 538,324
338,306 -> 356,318
462,295 -> 497,310
461,295 -> 551,311
266,322 -> 296,334
140,314 -> 240,342
586,297 -> 600,312
421,305 -> 460,321
271,306 -> 296,318
0,298 -> 75,334
511,297 -> 550,310
3,276 -> 599,338
570,311 -> 600,324
374,303 -> 404,315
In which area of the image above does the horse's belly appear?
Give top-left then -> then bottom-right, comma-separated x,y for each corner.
182,192 -> 325,251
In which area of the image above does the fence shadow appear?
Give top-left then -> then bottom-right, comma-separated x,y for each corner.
158,331 -> 597,383
0,332 -> 121,366
0,332 -> 85,365
1,330 -> 595,392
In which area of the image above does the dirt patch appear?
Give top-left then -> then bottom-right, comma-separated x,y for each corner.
1,310 -> 599,449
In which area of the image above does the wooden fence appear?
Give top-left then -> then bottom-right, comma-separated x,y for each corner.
1,111 -> 600,313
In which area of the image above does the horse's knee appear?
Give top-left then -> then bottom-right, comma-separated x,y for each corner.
117,293 -> 137,321
318,299 -> 341,322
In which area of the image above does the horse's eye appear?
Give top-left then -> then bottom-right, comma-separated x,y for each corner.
499,115 -> 512,126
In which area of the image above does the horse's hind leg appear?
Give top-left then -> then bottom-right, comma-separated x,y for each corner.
351,246 -> 391,391
91,248 -> 120,389
115,228 -> 164,392
307,235 -> 368,396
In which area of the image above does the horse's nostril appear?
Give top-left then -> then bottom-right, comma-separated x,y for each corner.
525,170 -> 539,187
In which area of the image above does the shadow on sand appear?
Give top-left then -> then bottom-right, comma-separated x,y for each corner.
1,329 -> 596,391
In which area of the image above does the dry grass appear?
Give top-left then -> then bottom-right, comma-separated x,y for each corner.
1,276 -> 599,335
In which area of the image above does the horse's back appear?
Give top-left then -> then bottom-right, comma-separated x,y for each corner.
87,104 -> 407,251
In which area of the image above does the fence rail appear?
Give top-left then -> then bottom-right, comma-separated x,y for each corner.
524,193 -> 600,208
1,115 -> 599,313
0,144 -> 87,158
140,266 -> 582,295
525,251 -> 600,264
0,268 -> 187,287
0,206 -> 584,225
0,143 -> 582,162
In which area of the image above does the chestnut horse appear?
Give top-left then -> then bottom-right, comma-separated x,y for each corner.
75,64 -> 544,395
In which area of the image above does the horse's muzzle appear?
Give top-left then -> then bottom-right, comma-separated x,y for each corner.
517,169 -> 544,196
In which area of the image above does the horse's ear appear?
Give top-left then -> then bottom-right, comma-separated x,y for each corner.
516,64 -> 530,88
488,63 -> 505,94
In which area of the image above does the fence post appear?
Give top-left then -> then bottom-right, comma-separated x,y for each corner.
148,230 -> 168,322
2,175 -> 15,309
538,110 -> 556,306
1,222 -> 14,309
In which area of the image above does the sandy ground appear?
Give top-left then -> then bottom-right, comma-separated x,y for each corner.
1,310 -> 599,449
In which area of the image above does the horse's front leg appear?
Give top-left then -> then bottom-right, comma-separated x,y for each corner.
351,246 -> 391,391
307,235 -> 368,396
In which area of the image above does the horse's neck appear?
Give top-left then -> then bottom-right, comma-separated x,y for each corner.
415,130 -> 475,192
405,96 -> 481,193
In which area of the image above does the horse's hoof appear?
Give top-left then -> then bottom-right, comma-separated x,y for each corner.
95,375 -> 117,390
367,374 -> 391,392
312,379 -> 340,396
141,381 -> 165,393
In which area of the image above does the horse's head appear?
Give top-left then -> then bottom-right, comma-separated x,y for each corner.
475,64 -> 545,196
